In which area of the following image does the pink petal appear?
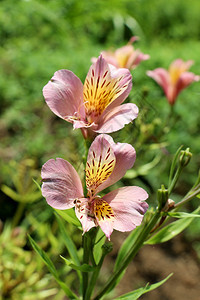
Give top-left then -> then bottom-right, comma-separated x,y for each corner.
97,135 -> 136,192
147,68 -> 170,96
102,186 -> 148,232
170,59 -> 193,71
169,72 -> 199,105
132,52 -> 150,68
85,134 -> 116,197
96,218 -> 114,240
43,69 -> 85,121
74,198 -> 97,233
41,158 -> 83,209
177,71 -> 200,91
95,103 -> 139,133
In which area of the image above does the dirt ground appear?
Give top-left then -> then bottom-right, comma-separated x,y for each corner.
101,231 -> 200,300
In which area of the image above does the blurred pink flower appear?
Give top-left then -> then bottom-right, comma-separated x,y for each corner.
92,36 -> 150,70
41,134 -> 148,239
147,59 -> 200,105
43,55 -> 138,136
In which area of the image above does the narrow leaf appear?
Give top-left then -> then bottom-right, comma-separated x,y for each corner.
114,226 -> 141,271
55,213 -> 80,266
55,208 -> 81,228
32,178 -> 42,191
115,273 -> 173,300
28,235 -> 59,278
61,256 -> 95,272
93,229 -> 106,265
168,145 -> 183,187
145,207 -> 200,245
167,212 -> 200,218
28,235 -> 79,299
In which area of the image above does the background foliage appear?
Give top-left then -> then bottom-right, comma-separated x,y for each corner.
0,0 -> 200,299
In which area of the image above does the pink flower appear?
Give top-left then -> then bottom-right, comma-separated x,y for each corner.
43,55 -> 138,136
92,37 -> 150,70
147,59 -> 200,105
41,134 -> 148,239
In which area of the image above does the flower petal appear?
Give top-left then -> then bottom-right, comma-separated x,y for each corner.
147,68 -> 170,96
102,186 -> 148,232
85,135 -> 116,197
41,158 -> 83,209
83,55 -> 132,123
75,198 -> 97,233
94,198 -> 115,240
43,70 -> 85,121
130,52 -> 150,69
95,103 -> 139,133
96,135 -> 136,192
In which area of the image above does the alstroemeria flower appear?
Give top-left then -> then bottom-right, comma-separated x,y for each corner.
92,37 -> 150,70
147,59 -> 200,105
43,55 -> 138,136
41,135 -> 148,239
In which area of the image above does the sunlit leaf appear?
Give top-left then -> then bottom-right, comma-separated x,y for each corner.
55,208 -> 81,228
115,273 -> 173,299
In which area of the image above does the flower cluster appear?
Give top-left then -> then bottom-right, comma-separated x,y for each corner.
41,39 -> 199,239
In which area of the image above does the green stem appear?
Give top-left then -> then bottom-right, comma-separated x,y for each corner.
168,165 -> 182,195
85,252 -> 106,300
174,187 -> 200,208
82,234 -> 90,299
94,209 -> 161,300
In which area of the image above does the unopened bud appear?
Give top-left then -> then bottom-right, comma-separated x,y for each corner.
179,148 -> 192,167
157,185 -> 168,210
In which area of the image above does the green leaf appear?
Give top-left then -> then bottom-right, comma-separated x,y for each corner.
114,226 -> 141,271
32,178 -> 42,191
115,273 -> 173,300
93,229 -> 106,265
167,212 -> 200,218
61,256 -> 95,272
168,145 -> 183,187
55,213 -> 80,265
145,207 -> 200,245
55,208 -> 81,228
28,235 -> 79,299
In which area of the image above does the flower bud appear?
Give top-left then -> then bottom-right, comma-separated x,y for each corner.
179,148 -> 192,167
157,185 -> 168,210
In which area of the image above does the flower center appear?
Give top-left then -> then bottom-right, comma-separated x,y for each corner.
83,68 -> 128,122
94,198 -> 114,221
